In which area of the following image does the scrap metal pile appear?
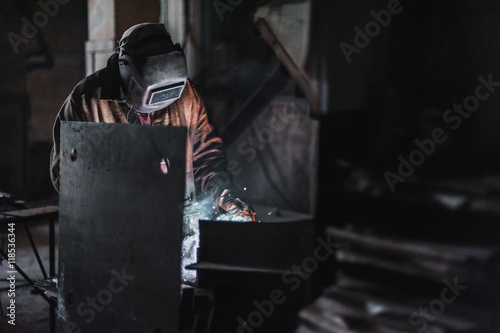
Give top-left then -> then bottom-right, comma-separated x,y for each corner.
297,175 -> 500,333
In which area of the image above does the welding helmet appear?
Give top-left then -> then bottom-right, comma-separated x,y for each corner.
117,23 -> 188,113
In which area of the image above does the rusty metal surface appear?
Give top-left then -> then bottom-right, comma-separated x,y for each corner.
57,122 -> 186,333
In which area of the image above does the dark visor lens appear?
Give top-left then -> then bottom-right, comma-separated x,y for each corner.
148,83 -> 184,105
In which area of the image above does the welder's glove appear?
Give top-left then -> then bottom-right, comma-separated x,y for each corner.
218,189 -> 256,222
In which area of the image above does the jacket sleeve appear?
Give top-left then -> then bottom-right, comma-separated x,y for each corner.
190,86 -> 231,199
188,86 -> 254,219
50,84 -> 86,192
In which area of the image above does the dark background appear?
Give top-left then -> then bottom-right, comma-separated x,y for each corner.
1,0 -> 500,208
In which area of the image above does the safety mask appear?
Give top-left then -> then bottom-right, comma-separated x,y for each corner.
119,47 -> 188,113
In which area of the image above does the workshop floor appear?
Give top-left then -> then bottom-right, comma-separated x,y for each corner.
0,219 -> 58,333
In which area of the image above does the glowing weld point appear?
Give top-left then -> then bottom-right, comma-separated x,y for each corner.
268,212 -> 272,215
243,187 -> 247,191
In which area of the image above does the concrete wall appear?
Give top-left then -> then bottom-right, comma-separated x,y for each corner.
86,0 -> 161,75
0,0 -> 87,199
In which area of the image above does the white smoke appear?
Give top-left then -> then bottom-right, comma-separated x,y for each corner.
181,196 -> 252,283
215,213 -> 252,222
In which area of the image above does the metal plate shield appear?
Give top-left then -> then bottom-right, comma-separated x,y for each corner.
57,122 -> 186,333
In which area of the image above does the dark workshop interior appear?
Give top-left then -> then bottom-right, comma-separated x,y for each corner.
1,0 -> 500,332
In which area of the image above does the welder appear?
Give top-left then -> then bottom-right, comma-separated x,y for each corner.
49,22 -> 255,280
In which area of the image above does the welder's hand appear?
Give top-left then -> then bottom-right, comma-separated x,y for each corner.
218,189 -> 256,222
